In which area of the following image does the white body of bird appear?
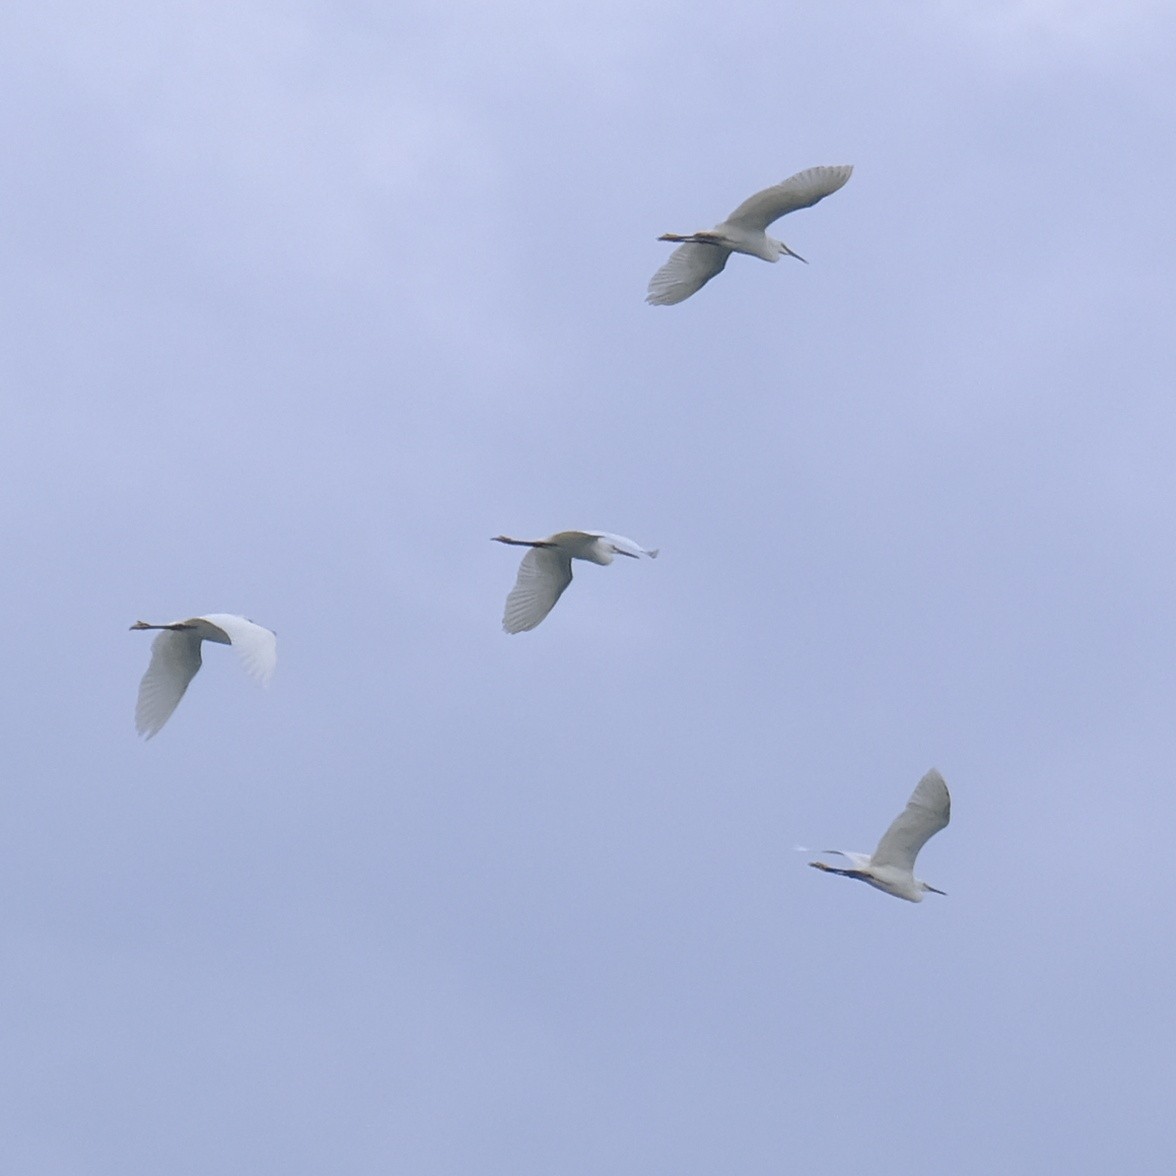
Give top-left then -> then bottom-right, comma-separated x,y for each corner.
130,613 -> 277,738
492,531 -> 658,633
647,164 -> 853,305
807,768 -> 950,902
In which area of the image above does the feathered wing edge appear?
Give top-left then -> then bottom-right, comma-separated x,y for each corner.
199,614 -> 278,686
646,241 -> 730,305
502,548 -> 574,633
870,769 -> 950,869
724,164 -> 854,230
135,629 -> 203,738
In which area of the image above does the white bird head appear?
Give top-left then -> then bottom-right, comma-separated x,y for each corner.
600,541 -> 646,564
770,237 -> 807,263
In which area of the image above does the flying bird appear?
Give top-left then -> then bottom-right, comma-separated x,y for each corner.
130,614 -> 277,738
807,768 -> 950,902
647,164 -> 853,305
493,531 -> 658,633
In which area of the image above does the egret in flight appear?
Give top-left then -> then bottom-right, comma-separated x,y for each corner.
647,164 -> 853,305
493,531 -> 658,633
807,768 -> 950,902
130,614 -> 277,738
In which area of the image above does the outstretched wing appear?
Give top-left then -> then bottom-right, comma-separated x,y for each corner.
198,613 -> 277,686
806,849 -> 873,870
135,630 -> 203,738
502,548 -> 574,633
724,165 -> 853,232
646,242 -> 731,305
870,769 -> 951,870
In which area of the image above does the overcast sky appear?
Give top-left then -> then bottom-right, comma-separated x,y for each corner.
3,1 -> 1176,1173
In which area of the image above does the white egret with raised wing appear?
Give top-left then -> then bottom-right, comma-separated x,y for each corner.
130,614 -> 277,738
807,768 -> 950,902
492,531 -> 658,633
647,164 -> 852,305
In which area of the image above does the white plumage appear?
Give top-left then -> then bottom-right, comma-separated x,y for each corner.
647,164 -> 853,305
807,768 -> 951,902
130,614 -> 277,738
492,531 -> 658,633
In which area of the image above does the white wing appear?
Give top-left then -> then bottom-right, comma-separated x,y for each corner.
808,849 -> 873,869
646,241 -> 731,305
135,629 -> 204,738
197,613 -> 277,685
724,165 -> 853,232
502,547 -> 574,633
545,530 -> 599,547
870,769 -> 951,870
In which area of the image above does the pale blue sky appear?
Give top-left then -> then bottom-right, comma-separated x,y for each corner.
3,2 -> 1175,1172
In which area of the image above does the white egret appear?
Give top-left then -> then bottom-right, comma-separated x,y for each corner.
130,614 -> 277,738
807,768 -> 950,902
492,531 -> 658,633
647,164 -> 853,305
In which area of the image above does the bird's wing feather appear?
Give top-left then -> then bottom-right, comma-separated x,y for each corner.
503,548 -> 574,633
808,849 -> 872,868
135,630 -> 203,738
870,769 -> 950,869
646,242 -> 730,305
198,613 -> 277,685
724,165 -> 853,232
